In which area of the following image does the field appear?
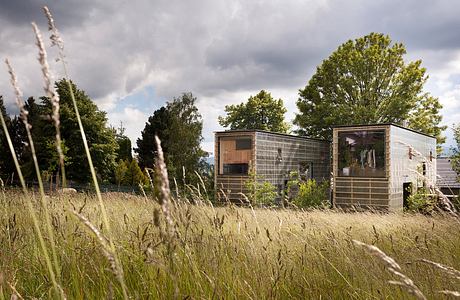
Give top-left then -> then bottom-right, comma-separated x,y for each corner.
1,190 -> 459,299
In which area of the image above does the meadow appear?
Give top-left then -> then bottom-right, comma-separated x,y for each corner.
0,6 -> 459,300
1,189 -> 459,299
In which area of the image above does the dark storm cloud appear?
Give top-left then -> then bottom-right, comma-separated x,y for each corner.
0,0 -> 108,29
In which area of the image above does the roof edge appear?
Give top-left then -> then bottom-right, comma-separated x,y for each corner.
214,129 -> 331,143
332,123 -> 436,139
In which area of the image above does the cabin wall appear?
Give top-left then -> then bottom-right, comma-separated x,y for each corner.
215,132 -> 255,202
333,125 -> 391,210
389,126 -> 436,210
254,131 -> 330,193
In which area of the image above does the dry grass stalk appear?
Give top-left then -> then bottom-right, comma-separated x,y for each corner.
154,135 -> 175,238
353,240 -> 427,300
31,22 -> 66,187
419,259 -> 460,280
71,211 -> 119,277
39,7 -> 129,299
438,290 -> 460,297
5,58 -> 65,299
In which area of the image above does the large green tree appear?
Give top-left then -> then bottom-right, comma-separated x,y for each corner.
135,92 -> 205,182
40,79 -> 119,182
294,32 -> 446,147
218,90 -> 289,133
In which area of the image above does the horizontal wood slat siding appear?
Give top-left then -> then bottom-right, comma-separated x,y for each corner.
334,177 -> 390,209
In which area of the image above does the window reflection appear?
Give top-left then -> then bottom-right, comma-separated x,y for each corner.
338,130 -> 385,177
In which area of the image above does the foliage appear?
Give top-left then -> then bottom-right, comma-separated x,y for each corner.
2,81 -> 119,183
452,123 -> 460,177
405,187 -> 436,214
0,96 -> 15,179
124,159 -> 147,186
135,93 -> 205,183
294,32 -> 446,146
114,160 -> 128,186
286,172 -> 330,208
243,168 -> 277,206
50,79 -> 119,182
218,90 -> 290,133
113,122 -> 132,161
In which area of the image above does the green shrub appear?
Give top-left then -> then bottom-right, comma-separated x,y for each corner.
405,187 -> 436,214
287,172 -> 330,208
244,169 -> 277,206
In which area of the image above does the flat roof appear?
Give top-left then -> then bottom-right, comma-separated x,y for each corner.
214,129 -> 331,143
437,157 -> 460,188
332,123 -> 436,139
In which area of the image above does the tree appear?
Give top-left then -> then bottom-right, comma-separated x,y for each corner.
135,93 -> 205,183
0,96 -> 15,179
123,159 -> 146,186
114,159 -> 128,187
452,124 -> 460,176
40,79 -> 119,182
218,90 -> 289,133
113,122 -> 132,161
294,32 -> 446,147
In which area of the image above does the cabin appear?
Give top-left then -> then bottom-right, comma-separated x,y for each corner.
436,157 -> 460,204
214,130 -> 330,203
332,124 -> 436,211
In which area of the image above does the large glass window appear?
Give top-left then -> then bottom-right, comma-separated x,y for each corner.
219,137 -> 252,175
338,130 -> 385,177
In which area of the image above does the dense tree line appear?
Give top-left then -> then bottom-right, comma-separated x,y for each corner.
0,80 -> 128,184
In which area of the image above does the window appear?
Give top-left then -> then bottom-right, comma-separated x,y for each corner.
223,163 -> 249,174
219,137 -> 252,175
338,130 -> 385,177
236,138 -> 252,150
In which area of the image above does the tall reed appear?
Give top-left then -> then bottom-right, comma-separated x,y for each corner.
2,60 -> 64,299
41,7 -> 128,299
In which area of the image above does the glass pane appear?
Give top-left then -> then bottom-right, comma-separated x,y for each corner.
219,137 -> 252,175
236,138 -> 252,150
338,130 -> 385,177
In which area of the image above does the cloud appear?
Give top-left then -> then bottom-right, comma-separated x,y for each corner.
1,0 -> 459,153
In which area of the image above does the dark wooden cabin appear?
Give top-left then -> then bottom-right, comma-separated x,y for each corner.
214,130 -> 330,203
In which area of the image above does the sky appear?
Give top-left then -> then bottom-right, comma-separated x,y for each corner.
0,0 -> 459,155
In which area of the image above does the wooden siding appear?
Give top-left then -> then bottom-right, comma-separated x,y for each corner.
215,132 -> 255,202
218,138 -> 252,174
335,177 -> 389,209
333,125 -> 391,210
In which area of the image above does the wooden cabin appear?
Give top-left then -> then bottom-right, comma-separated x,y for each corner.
215,130 -> 330,203
332,124 -> 436,211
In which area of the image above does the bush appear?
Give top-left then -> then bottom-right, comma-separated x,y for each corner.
244,169 -> 277,206
405,187 -> 436,214
287,172 -> 330,208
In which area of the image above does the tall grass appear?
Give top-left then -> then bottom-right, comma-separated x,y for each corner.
0,191 -> 459,298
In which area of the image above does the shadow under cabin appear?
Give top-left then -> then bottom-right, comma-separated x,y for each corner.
332,124 -> 436,211
214,130 -> 331,204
